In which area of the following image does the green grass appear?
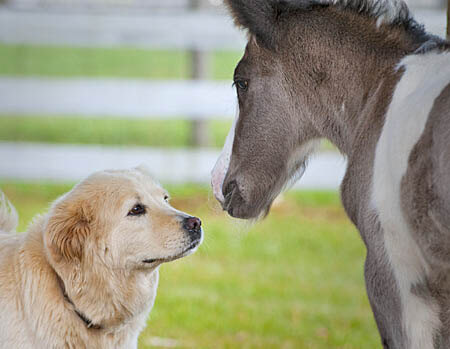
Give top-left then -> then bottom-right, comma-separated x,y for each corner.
0,116 -> 232,148
1,181 -> 379,348
0,44 -> 242,80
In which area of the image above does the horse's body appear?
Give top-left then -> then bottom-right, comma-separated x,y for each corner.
211,1 -> 450,347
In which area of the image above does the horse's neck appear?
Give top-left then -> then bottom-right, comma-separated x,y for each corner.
345,69 -> 404,158
300,61 -> 402,157
295,9 -> 420,156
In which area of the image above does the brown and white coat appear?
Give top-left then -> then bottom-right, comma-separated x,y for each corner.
211,1 -> 450,347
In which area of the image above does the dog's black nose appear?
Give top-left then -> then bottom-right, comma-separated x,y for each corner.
183,216 -> 202,233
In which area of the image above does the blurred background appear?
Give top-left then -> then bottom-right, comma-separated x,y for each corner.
0,0 -> 446,348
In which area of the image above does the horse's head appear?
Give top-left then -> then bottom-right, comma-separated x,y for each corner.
211,0 -> 425,219
211,0 -> 322,219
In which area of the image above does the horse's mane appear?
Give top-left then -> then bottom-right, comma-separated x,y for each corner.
225,0 -> 444,52
310,0 -> 412,27
286,0 -> 441,51
306,0 -> 445,51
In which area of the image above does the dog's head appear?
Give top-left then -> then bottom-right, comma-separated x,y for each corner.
44,167 -> 203,271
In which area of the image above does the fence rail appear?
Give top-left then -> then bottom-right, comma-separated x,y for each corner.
0,142 -> 346,188
0,77 -> 236,119
0,8 -> 246,50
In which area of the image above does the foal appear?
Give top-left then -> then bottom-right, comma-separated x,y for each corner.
211,0 -> 450,348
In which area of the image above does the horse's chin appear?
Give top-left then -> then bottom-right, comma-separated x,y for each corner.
225,167 -> 309,219
225,200 -> 272,220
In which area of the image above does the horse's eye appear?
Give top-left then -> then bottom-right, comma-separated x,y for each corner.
128,204 -> 146,216
234,79 -> 248,91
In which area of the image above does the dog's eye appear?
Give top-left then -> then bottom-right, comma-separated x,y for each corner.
128,204 -> 146,216
164,195 -> 169,202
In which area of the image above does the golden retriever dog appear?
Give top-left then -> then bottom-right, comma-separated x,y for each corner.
0,167 -> 203,349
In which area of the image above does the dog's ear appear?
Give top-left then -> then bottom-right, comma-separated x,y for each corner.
224,0 -> 294,49
135,164 -> 153,177
45,196 -> 92,262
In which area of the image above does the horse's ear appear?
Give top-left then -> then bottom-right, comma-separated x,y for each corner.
45,195 -> 92,262
225,0 -> 284,49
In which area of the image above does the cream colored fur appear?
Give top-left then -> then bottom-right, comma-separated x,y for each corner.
0,167 -> 202,349
0,191 -> 18,233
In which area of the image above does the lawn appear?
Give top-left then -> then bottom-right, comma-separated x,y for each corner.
0,116 -> 232,148
1,181 -> 380,348
0,44 -> 242,80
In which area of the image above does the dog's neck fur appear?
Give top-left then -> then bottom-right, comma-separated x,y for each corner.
58,261 -> 157,332
54,270 -> 103,330
23,216 -> 157,341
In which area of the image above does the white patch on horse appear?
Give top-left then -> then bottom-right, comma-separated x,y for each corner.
211,106 -> 239,203
372,52 -> 450,349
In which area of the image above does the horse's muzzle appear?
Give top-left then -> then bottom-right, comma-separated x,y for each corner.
222,179 -> 260,219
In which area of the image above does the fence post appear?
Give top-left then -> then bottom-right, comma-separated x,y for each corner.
447,0 -> 450,39
189,0 -> 210,147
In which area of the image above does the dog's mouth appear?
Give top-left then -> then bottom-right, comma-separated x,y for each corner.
142,239 -> 202,265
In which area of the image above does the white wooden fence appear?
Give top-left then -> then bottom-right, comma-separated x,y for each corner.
0,6 -> 245,145
0,6 -> 242,183
0,5 -> 446,186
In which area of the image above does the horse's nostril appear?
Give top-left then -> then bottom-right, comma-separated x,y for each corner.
223,180 -> 237,201
222,179 -> 246,217
183,216 -> 202,232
